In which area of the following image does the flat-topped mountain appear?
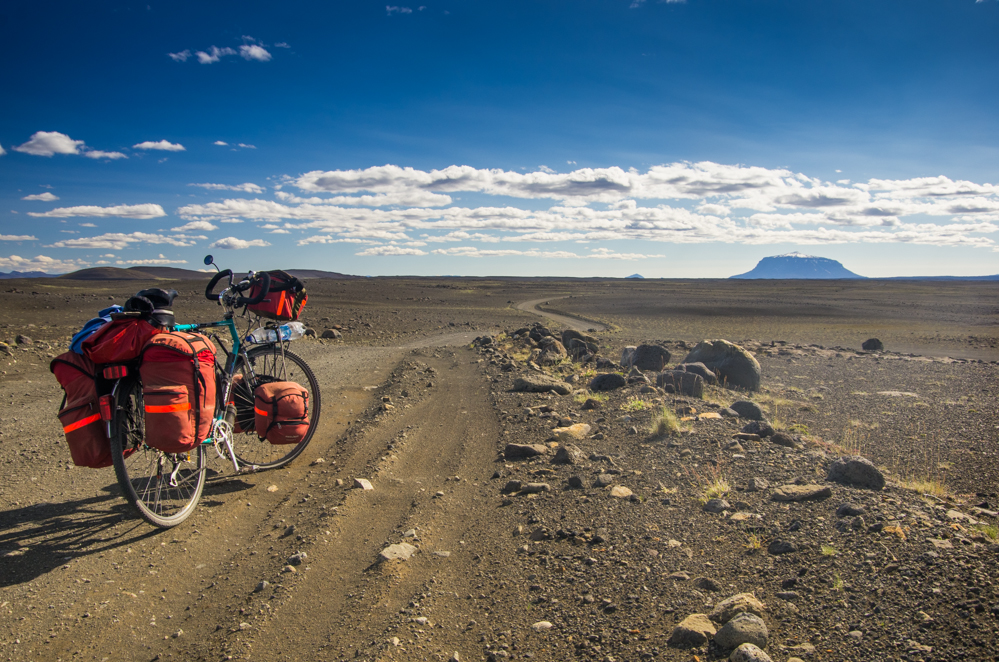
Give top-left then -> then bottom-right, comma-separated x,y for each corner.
730,252 -> 865,279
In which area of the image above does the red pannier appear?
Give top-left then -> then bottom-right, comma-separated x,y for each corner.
139,332 -> 217,454
254,382 -> 309,445
82,316 -> 162,365
247,270 -> 307,321
50,352 -> 112,468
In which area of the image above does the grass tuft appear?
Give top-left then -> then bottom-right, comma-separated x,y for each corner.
821,544 -> 838,557
973,523 -> 998,542
649,406 -> 687,437
622,396 -> 651,412
897,476 -> 949,497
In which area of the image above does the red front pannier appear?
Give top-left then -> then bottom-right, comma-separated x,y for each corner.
246,270 -> 307,321
50,352 -> 112,467
139,332 -> 216,454
82,316 -> 162,365
254,381 -> 309,445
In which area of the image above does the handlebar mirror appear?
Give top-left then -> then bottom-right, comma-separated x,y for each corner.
204,255 -> 214,266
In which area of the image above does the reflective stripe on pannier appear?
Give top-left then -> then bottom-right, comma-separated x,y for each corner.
139,332 -> 217,454
50,352 -> 113,468
254,381 -> 309,445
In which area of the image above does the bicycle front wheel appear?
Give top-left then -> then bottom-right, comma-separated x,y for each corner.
228,345 -> 321,470
110,377 -> 207,528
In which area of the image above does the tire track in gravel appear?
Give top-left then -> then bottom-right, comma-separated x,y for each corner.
515,297 -> 607,333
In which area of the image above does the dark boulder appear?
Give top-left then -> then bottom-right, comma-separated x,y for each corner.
862,338 -> 884,351
682,339 -> 761,391
655,370 -> 704,398
590,373 -> 627,391
629,344 -> 672,371
676,362 -> 717,385
730,400 -> 765,421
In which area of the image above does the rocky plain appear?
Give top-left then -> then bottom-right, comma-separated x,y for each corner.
0,276 -> 997,662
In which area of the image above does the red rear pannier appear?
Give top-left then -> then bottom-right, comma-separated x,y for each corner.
246,270 -> 307,321
139,332 -> 216,453
254,382 -> 309,445
82,316 -> 162,365
50,352 -> 112,467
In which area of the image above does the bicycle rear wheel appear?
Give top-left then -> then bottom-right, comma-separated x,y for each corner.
110,377 -> 207,528
227,345 -> 321,470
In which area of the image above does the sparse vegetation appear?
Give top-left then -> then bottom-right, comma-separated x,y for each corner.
622,396 -> 651,411
744,533 -> 763,551
833,573 -> 844,590
788,423 -> 809,434
821,544 -> 838,557
649,406 -> 688,437
974,523 -> 999,542
574,392 -> 607,404
897,475 -> 949,497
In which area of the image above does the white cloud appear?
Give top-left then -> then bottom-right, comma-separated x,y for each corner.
134,140 -> 185,152
386,6 -> 414,15
357,245 -> 426,256
538,165 -> 556,174
168,50 -> 191,62
172,220 -> 218,232
28,203 -> 166,219
237,143 -> 256,149
240,44 -> 272,61
22,192 -> 59,201
0,254 -> 87,274
214,140 -> 228,146
49,232 -> 203,250
0,234 -> 37,241
190,182 -> 264,194
0,144 -> 5,156
80,223 -> 96,227
196,46 -> 237,64
210,237 -> 271,249
83,150 -> 128,160
14,131 -> 84,156
117,255 -> 188,265
275,42 -> 290,48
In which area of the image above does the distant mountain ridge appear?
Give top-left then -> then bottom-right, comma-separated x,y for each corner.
0,270 -> 59,279
730,252 -> 865,279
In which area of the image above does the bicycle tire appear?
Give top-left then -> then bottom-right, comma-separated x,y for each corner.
227,345 -> 321,470
110,377 -> 207,528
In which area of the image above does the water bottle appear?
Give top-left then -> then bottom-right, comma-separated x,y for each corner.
245,321 -> 306,344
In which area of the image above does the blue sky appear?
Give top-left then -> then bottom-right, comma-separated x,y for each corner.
2,0 -> 998,277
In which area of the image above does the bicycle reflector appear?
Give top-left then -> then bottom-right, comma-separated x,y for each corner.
99,394 -> 114,422
102,365 -> 129,379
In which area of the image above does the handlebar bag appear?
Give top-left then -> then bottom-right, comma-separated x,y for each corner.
49,352 -> 112,467
254,381 -> 309,445
247,271 -> 307,321
139,332 -> 216,454
82,315 -> 163,365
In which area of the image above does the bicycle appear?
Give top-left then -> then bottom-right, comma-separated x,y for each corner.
106,257 -> 322,528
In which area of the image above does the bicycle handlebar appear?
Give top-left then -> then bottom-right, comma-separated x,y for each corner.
205,269 -> 233,301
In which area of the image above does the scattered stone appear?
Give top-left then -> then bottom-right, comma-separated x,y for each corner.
593,474 -> 614,488
719,407 -> 740,417
730,400 -> 765,421
266,485 -> 279,492
620,346 -> 637,366
567,475 -> 584,488
553,424 -> 591,441
254,581 -> 270,593
667,613 -> 717,647
827,456 -> 885,490
694,577 -> 722,592
772,484 -> 832,502
502,480 -> 523,493
14,334 -> 32,346
734,433 -> 761,442
767,540 -> 798,555
520,483 -> 551,494
531,621 -> 553,632
310,457 -> 326,465
704,498 -> 731,513
320,329 -> 342,340
513,375 -> 571,395
282,565 -> 296,574
287,552 -> 307,566
729,643 -> 773,662
746,477 -> 769,492
710,593 -> 767,623
353,478 -> 374,491
676,361 -> 718,384
769,432 -> 797,448
715,612 -> 769,650
928,538 -> 953,550
378,543 -> 418,562
552,444 -> 586,465
656,370 -> 704,397
682,339 -> 762,391
862,338 -> 884,351
609,485 -> 633,498
742,421 -> 774,438
504,443 -> 547,459
629,344 -> 672,371
581,398 -> 601,410
669,571 -> 691,581
836,503 -> 865,517
590,373 -> 627,391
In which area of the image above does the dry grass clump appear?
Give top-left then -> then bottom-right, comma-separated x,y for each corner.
622,396 -> 652,412
897,475 -> 949,497
649,406 -> 689,437
573,392 -> 608,405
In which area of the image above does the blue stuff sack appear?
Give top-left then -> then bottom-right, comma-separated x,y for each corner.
70,305 -> 123,354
